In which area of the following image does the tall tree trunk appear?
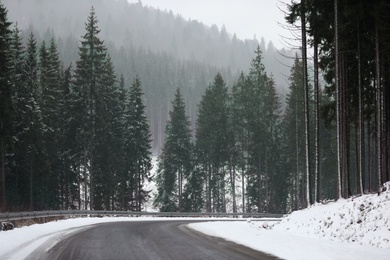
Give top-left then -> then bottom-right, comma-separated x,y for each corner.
368,119 -> 372,192
233,165 -> 237,213
207,164 -> 212,212
295,94 -> 300,210
83,138 -> 88,210
258,154 -> 262,212
241,162 -> 245,213
334,0 -> 342,199
178,168 -> 182,211
221,170 -> 226,213
301,0 -> 311,207
341,53 -> 349,198
29,158 -> 34,210
90,155 -> 94,210
314,39 -> 320,203
65,165 -> 69,210
375,19 -> 383,191
229,157 -> 237,213
357,24 -> 364,194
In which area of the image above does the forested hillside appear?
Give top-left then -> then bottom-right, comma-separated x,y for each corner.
1,0 -> 387,214
3,0 -> 294,153
155,0 -> 390,213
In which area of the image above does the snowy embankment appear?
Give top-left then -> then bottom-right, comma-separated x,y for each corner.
189,190 -> 390,260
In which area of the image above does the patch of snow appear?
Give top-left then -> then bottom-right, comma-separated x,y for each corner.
274,191 -> 390,249
190,191 -> 390,260
143,156 -> 159,212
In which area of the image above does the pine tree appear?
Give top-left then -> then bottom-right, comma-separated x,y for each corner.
125,76 -> 152,211
0,2 -> 12,210
231,72 -> 248,212
245,46 -> 272,212
93,54 -> 120,210
39,38 -> 63,208
263,75 -> 285,213
196,73 -> 230,212
12,33 -> 46,210
155,88 -> 192,212
74,7 -> 107,209
281,56 -> 306,210
59,64 -> 80,209
116,75 -> 129,210
182,152 -> 204,212
6,24 -> 25,210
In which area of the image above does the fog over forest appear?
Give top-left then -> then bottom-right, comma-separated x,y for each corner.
4,0 -> 294,153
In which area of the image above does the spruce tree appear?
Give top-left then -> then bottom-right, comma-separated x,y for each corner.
125,76 -> 152,211
0,2 -> 12,210
242,46 -> 273,212
116,75 -> 129,210
74,7 -> 107,209
196,73 -> 230,212
39,39 -> 63,208
231,72 -> 248,212
263,74 -> 284,213
93,55 -> 120,210
182,157 -> 204,212
12,33 -> 46,210
59,64 -> 81,209
282,55 -> 308,210
155,88 -> 192,212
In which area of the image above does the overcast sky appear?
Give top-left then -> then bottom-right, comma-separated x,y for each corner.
127,0 -> 288,49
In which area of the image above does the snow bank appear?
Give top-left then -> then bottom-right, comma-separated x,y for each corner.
190,191 -> 390,260
274,191 -> 390,249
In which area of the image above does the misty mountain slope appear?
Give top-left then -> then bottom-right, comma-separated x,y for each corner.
3,0 -> 294,153
4,0 -> 293,91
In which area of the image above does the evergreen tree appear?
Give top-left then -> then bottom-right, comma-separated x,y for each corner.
9,24 -> 24,99
155,88 -> 192,212
39,38 -> 63,208
93,55 -> 120,210
231,72 -> 249,212
125,76 -> 152,211
59,64 -> 81,209
0,2 -> 12,210
281,56 -> 306,211
245,46 -> 274,212
6,24 -> 24,210
74,7 -> 107,209
11,33 -> 46,210
116,74 -> 129,210
263,75 -> 285,213
196,73 -> 230,212
182,152 -> 204,212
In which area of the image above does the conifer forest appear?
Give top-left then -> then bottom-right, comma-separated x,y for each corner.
0,0 -> 389,214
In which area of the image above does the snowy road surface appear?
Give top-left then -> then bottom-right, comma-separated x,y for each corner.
26,220 -> 280,260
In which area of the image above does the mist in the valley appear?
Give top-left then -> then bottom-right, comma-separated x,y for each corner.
4,0 -> 294,153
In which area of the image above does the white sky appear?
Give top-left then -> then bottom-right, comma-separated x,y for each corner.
127,0 -> 288,48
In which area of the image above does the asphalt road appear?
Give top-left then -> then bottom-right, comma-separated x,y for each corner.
29,220 -> 281,260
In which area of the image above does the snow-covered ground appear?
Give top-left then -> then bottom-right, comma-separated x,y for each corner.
190,190 -> 390,259
0,191 -> 389,260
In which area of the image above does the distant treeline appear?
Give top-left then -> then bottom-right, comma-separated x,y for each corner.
3,0 -> 295,153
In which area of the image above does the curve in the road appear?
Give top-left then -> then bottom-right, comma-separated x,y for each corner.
30,220 -> 281,260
